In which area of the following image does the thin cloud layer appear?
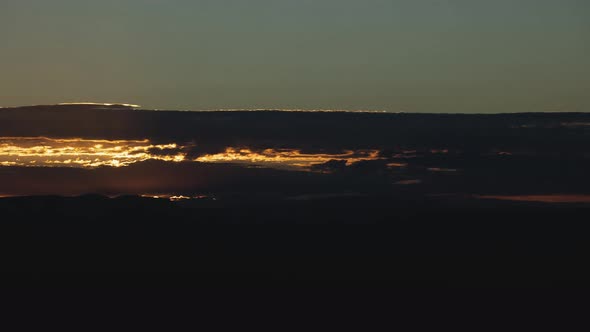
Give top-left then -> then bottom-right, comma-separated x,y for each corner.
0,105 -> 589,199
0,137 -> 185,167
0,137 -> 382,170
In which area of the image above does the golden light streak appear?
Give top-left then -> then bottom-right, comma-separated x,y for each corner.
196,148 -> 382,169
0,137 -> 185,168
57,102 -> 141,108
140,194 -> 214,201
0,137 -> 383,170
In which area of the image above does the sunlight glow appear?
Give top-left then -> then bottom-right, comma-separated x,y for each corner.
140,194 -> 214,202
0,137 -> 185,168
57,102 -> 141,108
0,137 -> 383,170
195,148 -> 382,169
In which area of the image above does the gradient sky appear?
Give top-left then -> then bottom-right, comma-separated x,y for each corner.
1,0 -> 588,112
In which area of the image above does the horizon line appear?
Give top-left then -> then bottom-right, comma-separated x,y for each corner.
0,102 -> 588,115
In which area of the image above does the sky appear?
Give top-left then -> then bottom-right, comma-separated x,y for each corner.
0,0 -> 588,112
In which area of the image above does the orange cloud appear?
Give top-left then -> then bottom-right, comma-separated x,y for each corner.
0,137 -> 185,168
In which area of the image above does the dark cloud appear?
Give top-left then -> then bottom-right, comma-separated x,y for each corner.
146,147 -> 185,157
2,105 -> 590,156
0,160 -> 393,197
0,105 -> 590,198
310,160 -> 348,173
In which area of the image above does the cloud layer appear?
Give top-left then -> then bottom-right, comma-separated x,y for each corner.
0,105 -> 589,199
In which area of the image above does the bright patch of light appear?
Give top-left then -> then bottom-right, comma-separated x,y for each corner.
0,137 -> 184,168
196,148 -> 382,169
57,102 -> 141,108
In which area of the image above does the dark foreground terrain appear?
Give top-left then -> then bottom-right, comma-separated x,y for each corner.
2,195 -> 590,288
